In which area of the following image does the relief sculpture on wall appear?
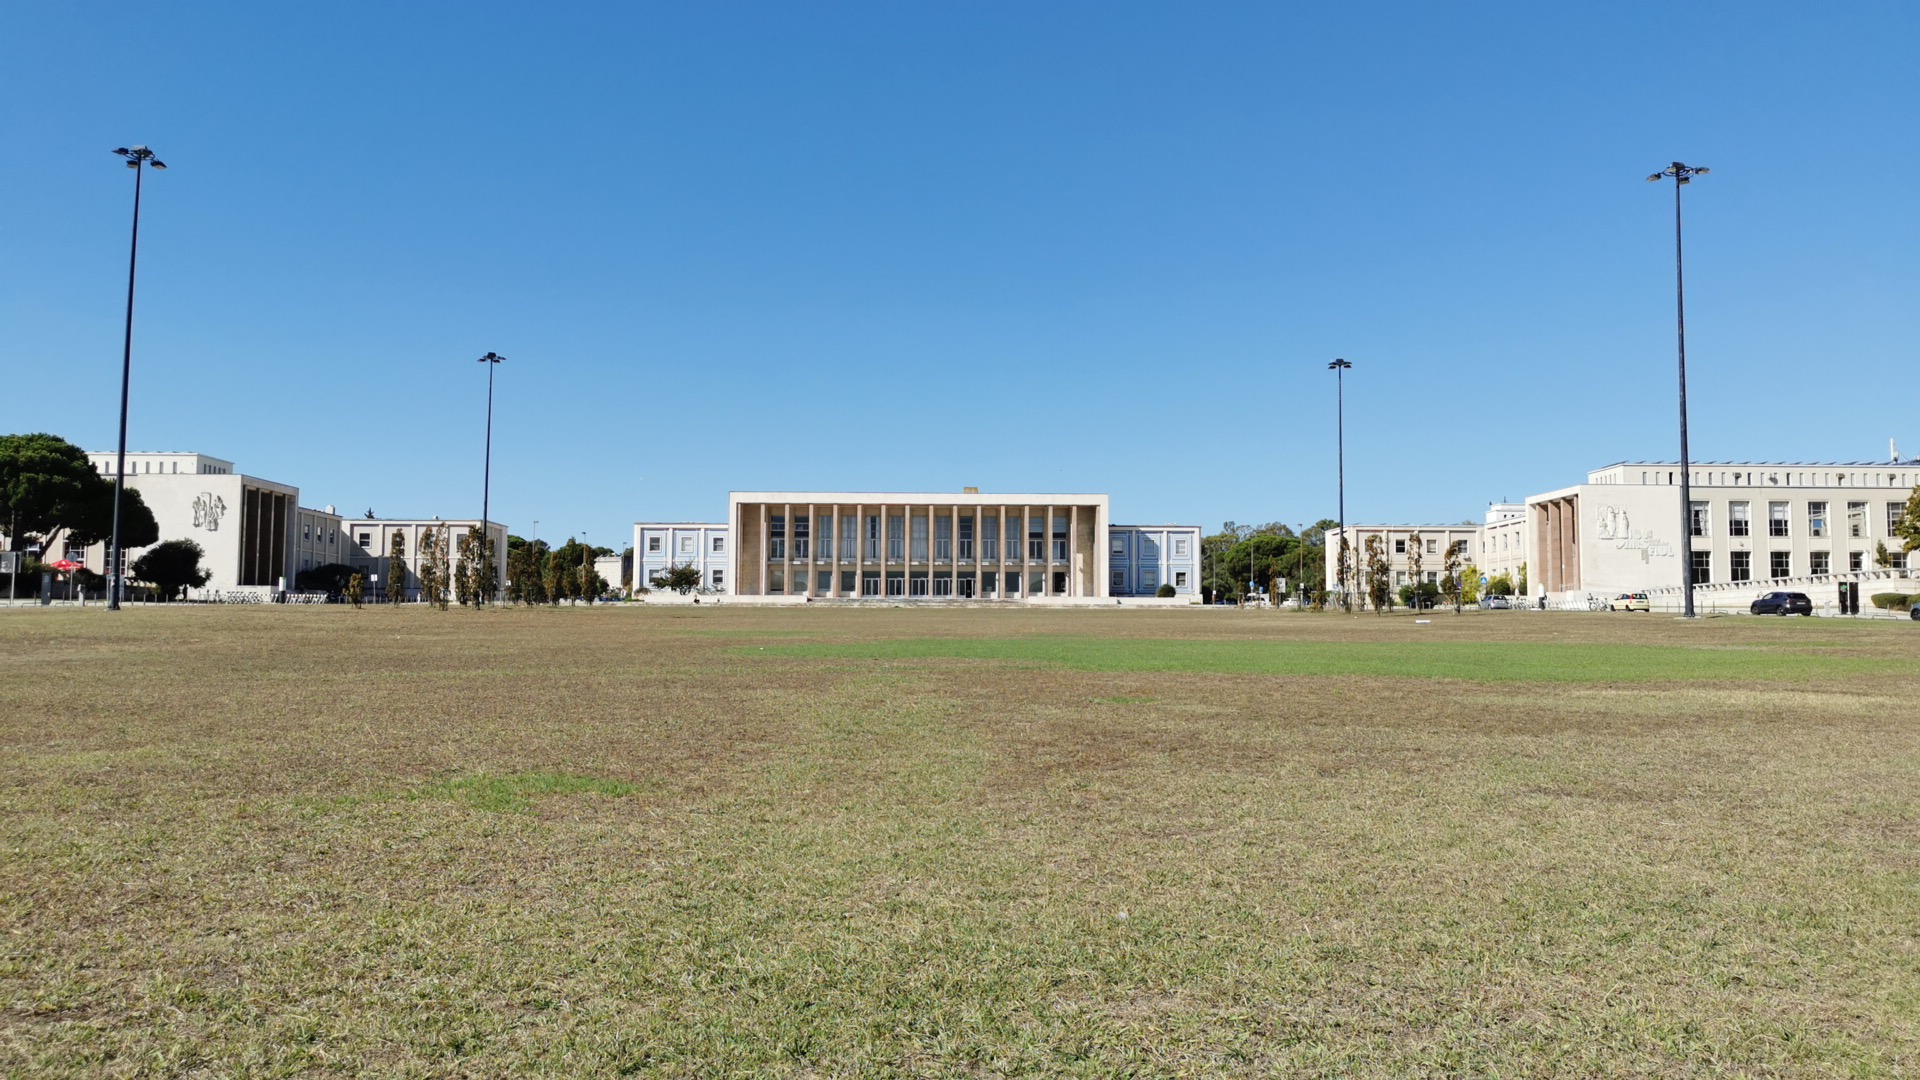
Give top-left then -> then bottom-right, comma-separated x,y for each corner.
193,493 -> 227,531
1597,504 -> 1674,561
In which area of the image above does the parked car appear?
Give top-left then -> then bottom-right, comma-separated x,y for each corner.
1750,591 -> 1813,616
1609,592 -> 1650,612
1911,605 -> 1919,621
1480,595 -> 1511,610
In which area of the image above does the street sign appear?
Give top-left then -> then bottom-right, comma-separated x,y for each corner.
0,552 -> 17,573
1479,575 -> 1489,587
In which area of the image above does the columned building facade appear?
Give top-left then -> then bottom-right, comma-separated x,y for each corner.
728,491 -> 1110,599
1529,460 -> 1920,605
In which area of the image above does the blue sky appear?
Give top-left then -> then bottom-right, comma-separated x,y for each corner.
4,2 -> 1914,546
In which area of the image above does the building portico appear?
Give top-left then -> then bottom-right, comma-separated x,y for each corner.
728,491 -> 1109,599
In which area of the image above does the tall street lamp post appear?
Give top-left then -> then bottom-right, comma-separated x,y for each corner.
1647,162 -> 1709,618
107,145 -> 166,610
477,352 -> 504,606
1328,358 -> 1352,612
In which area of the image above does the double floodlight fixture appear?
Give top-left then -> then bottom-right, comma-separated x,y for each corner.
114,146 -> 166,170
1647,161 -> 1708,185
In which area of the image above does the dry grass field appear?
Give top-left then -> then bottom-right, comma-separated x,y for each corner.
2,604 -> 1917,1077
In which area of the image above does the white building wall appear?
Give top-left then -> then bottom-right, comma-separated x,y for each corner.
634,523 -> 729,593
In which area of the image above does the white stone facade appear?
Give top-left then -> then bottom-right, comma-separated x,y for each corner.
1325,525 -> 1480,602
1530,460 -> 1920,609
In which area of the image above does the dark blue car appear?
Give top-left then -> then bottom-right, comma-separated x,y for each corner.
1750,591 -> 1813,616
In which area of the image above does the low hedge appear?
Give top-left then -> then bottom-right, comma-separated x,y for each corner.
1868,593 -> 1917,611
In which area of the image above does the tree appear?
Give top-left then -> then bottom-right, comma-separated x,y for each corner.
1895,483 -> 1920,557
425,524 -> 452,609
1364,533 -> 1392,613
345,573 -> 365,608
0,432 -> 159,555
131,539 -> 210,601
1874,541 -> 1894,569
1336,534 -> 1355,612
651,562 -> 703,594
294,562 -> 357,596
1443,540 -> 1466,612
1517,561 -> 1529,597
508,539 -> 548,605
386,530 -> 407,603
465,526 -> 498,605
453,529 -> 474,607
1405,531 -> 1424,609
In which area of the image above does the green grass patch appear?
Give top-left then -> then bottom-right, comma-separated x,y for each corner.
413,772 -> 638,812
747,636 -> 1895,684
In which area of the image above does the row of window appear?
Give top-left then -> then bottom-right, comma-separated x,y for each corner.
645,534 -> 725,555
1687,548 -> 1908,584
1111,569 -> 1190,590
1110,535 -> 1194,558
1692,501 -> 1906,539
765,568 -> 1072,597
1637,469 -> 1916,488
765,514 -> 1081,563
95,460 -> 230,475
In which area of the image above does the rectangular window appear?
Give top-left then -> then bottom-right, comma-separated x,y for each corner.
934,515 -> 951,562
1112,536 -> 1126,556
1769,503 -> 1790,537
1810,551 -> 1830,576
1003,572 -> 1020,596
816,515 -> 832,560
1808,501 -> 1827,538
1891,503 -> 1907,535
1173,537 -> 1189,557
767,567 -> 784,594
958,516 -> 973,561
1730,550 -> 1751,582
648,536 -> 661,552
1690,502 -> 1709,537
887,516 -> 904,561
1394,539 -> 1406,555
911,515 -> 929,562
1770,551 -> 1792,578
1728,501 -> 1750,536
679,535 -> 695,554
841,570 -> 855,593
861,571 -> 880,596
712,536 -> 725,553
908,572 -> 929,596
1426,539 -> 1437,554
981,516 -> 998,562
302,524 -> 311,541
885,571 -> 905,596
1029,570 -> 1046,596
840,515 -> 856,561
933,576 -> 952,597
1142,569 -> 1158,589
1849,551 -> 1864,572
817,570 -> 832,593
1053,570 -> 1068,595
1847,502 -> 1867,538
1111,569 -> 1127,590
793,516 -> 809,560
1028,517 -> 1044,560
359,532 -> 372,546
980,573 -> 997,596
769,515 -> 786,560
1690,549 -> 1712,585
711,569 -> 724,590
1174,571 -> 1188,588
1052,516 -> 1068,562
865,515 -> 881,560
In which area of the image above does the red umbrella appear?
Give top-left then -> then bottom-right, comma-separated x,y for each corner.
50,559 -> 81,572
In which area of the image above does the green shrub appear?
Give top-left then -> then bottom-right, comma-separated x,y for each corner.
1869,593 -> 1916,611
1156,583 -> 1176,598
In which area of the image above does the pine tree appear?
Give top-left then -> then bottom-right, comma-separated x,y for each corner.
386,530 -> 407,603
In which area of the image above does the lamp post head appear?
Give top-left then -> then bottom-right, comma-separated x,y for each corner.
1650,162 -> 1709,184
478,352 -> 504,364
1328,358 -> 1352,371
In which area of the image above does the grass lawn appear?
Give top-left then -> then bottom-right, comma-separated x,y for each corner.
2,605 -> 1917,1076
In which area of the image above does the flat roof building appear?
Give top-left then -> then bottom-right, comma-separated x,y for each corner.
1530,459 -> 1920,609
